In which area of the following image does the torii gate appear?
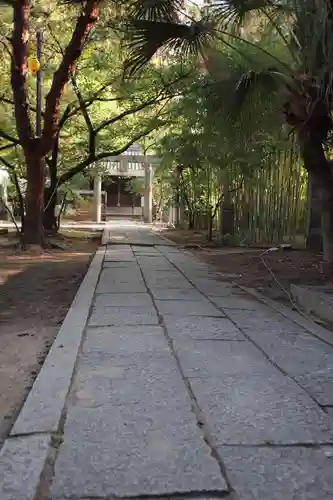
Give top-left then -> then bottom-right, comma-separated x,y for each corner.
92,144 -> 160,223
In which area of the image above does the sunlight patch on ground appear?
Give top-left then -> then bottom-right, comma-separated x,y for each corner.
0,266 -> 25,285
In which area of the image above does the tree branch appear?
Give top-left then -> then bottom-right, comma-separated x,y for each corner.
94,71 -> 184,134
58,121 -> 166,185
95,95 -> 168,134
0,129 -> 20,145
0,143 -> 16,152
0,95 -> 44,117
59,104 -> 72,130
0,156 -> 14,170
70,73 -> 95,156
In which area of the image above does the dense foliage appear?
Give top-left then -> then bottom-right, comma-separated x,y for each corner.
0,0 -> 331,259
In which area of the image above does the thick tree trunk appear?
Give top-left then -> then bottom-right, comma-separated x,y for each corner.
300,132 -> 333,261
306,171 -> 323,251
24,152 -> 45,246
321,186 -> 333,262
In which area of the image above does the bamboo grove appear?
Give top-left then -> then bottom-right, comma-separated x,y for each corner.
154,44 -> 309,246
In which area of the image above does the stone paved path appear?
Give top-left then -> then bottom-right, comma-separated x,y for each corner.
32,223 -> 333,498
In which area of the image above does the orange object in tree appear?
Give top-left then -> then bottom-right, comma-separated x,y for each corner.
28,56 -> 40,73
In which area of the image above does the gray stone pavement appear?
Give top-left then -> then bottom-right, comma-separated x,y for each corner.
2,220 -> 333,500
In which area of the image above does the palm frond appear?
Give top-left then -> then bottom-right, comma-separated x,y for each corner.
233,68 -> 282,111
208,0 -> 273,27
129,0 -> 183,22
124,18 -> 214,75
208,0 -> 293,32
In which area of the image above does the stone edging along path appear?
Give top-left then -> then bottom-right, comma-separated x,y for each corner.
0,246 -> 105,500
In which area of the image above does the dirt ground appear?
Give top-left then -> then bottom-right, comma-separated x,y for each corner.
161,228 -> 329,304
0,229 -> 100,444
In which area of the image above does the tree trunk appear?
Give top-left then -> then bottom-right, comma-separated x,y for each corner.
299,131 -> 333,261
219,172 -> 235,236
306,171 -> 322,251
220,203 -> 235,235
43,186 -> 58,232
24,152 -> 45,246
207,208 -> 213,241
321,186 -> 333,262
11,169 -> 25,233
188,214 -> 194,230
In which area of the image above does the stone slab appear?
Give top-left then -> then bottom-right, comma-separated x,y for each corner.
88,306 -> 159,326
242,284 -> 333,348
150,288 -> 204,301
104,253 -> 136,262
145,279 -> 195,290
190,374 -> 333,445
132,247 -> 161,255
140,265 -> 176,273
220,446 -> 333,500
141,268 -> 181,277
93,293 -> 153,308
175,339 -> 275,379
74,371 -> 189,409
105,245 -> 133,252
137,256 -> 171,266
82,326 -> 169,356
142,273 -> 185,284
327,408 -> 333,418
224,308 -> 304,334
191,281 -> 240,297
243,325 -> 333,379
157,245 -> 180,253
106,233 -> 168,246
106,244 -> 132,251
103,261 -> 139,268
0,434 -> 52,500
78,351 -> 181,380
74,358 -> 191,409
96,278 -> 146,294
155,299 -> 224,317
51,404 -> 227,499
81,348 -> 182,381
98,268 -> 143,282
11,248 -> 105,435
96,281 -> 147,294
164,316 -> 245,341
296,367 -> 333,406
208,295 -> 261,310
